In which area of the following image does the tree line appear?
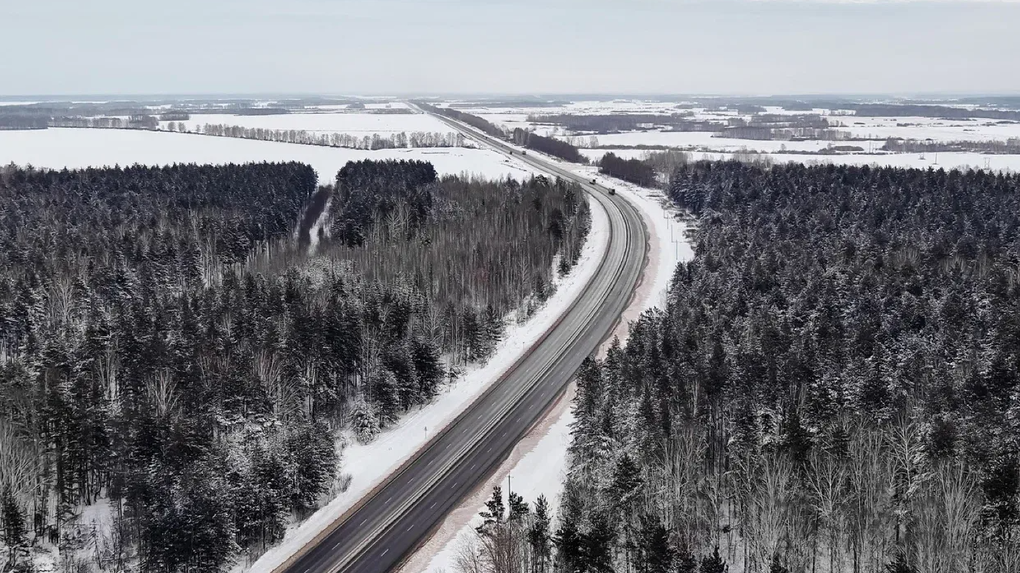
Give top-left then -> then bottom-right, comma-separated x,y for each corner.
512,129 -> 585,164
550,162 -> 1020,573
598,153 -> 657,187
0,159 -> 591,572
882,137 -> 1020,155
191,123 -> 467,150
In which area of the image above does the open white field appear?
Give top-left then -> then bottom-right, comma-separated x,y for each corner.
694,150 -> 1020,173
0,128 -> 532,183
588,130 -> 845,153
161,110 -> 457,136
834,116 -> 1020,142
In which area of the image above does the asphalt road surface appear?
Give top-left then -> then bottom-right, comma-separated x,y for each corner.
277,107 -> 647,573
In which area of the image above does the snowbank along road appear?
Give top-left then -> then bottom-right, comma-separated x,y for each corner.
275,106 -> 648,573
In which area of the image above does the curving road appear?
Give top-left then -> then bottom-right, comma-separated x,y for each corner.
276,106 -> 647,573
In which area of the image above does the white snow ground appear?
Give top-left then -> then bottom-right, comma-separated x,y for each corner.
690,150 -> 1020,173
0,128 -> 533,182
235,195 -> 611,573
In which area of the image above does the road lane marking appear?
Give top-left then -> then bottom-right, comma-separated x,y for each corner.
382,548 -> 389,557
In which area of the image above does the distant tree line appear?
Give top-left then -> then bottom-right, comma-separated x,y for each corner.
642,149 -> 692,177
191,123 -> 467,150
598,152 -> 657,187
0,116 -> 48,130
849,104 -> 1020,122
232,107 -> 291,116
511,128 -> 585,163
717,126 -> 854,142
158,112 -> 191,121
882,137 -> 1020,155
0,114 -> 162,131
554,161 -> 1020,573
0,158 -> 590,572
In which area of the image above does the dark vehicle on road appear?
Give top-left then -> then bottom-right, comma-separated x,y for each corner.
609,188 -> 616,195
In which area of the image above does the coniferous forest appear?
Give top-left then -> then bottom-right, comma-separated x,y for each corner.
554,162 -> 1020,573
0,160 -> 590,572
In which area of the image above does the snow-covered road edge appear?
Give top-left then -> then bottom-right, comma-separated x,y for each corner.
410,168 -> 695,573
235,189 -> 611,573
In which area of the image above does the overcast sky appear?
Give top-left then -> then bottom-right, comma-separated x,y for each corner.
2,0 -> 1018,96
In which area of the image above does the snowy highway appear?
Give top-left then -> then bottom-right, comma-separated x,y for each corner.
274,107 -> 647,573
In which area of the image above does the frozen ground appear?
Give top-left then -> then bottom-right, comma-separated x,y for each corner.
835,117 -> 1020,143
160,110 -> 455,136
589,130 -> 843,153
692,150 -> 1020,173
236,195 -> 611,573
411,146 -> 695,573
0,128 -> 533,183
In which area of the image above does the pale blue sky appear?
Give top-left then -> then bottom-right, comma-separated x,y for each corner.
2,0 -> 1018,96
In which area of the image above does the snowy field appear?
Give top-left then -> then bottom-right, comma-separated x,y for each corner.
588,130 -> 846,153
0,128 -> 532,182
835,117 -> 1020,142
692,150 -> 1020,173
240,187 -> 612,573
160,110 -> 456,136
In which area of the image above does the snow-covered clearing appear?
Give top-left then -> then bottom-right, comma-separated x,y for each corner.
410,150 -> 695,573
237,195 -> 611,573
160,110 -> 455,136
0,128 -> 532,182
834,116 -> 1020,142
589,130 -> 850,153
691,150 -> 1020,173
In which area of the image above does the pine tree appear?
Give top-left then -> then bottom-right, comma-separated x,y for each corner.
1,485 -> 27,566
638,516 -> 674,573
584,512 -> 616,573
509,490 -> 529,522
700,546 -> 728,573
529,495 -> 552,573
477,485 -> 505,535
554,516 -> 584,573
